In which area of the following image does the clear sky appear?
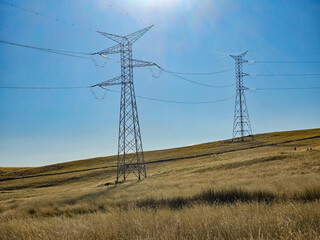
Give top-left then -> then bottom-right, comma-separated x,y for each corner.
0,0 -> 319,167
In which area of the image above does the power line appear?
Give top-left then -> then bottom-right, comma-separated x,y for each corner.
250,48 -> 320,53
214,50 -> 320,57
0,0 -> 58,21
102,88 -> 235,104
0,39 -> 90,55
252,60 -> 320,64
162,69 -> 234,88
250,73 -> 320,77
137,94 -> 234,104
161,67 -> 233,76
0,40 -> 116,63
0,85 -> 235,104
136,94 -> 234,104
252,87 -> 320,91
0,0 -> 95,32
0,86 -> 89,89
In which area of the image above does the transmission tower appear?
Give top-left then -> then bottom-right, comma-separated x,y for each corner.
230,50 -> 253,141
92,25 -> 155,183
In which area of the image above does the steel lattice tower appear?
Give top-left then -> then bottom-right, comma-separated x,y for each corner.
93,25 -> 155,183
230,50 -> 253,141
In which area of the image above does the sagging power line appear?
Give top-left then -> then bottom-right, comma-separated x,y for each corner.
0,0 -> 96,32
249,73 -> 320,77
160,69 -> 235,88
250,87 -> 320,91
95,88 -> 235,104
0,40 -> 116,64
0,86 -> 89,89
251,60 -> 320,64
161,68 -> 233,76
0,85 -> 237,104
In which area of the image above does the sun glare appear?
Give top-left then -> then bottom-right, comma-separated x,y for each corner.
135,0 -> 182,9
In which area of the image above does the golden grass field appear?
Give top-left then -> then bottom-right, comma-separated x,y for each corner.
0,128 -> 320,239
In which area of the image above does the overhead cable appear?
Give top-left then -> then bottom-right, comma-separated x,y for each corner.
0,40 -> 116,63
252,60 -> 320,64
249,73 -> 320,77
162,67 -> 233,76
0,85 -> 234,104
161,69 -> 234,88
0,0 -> 58,20
0,86 -> 89,89
250,48 -> 320,52
101,88 -> 235,104
0,0 -> 95,31
0,39 -> 90,55
136,94 -> 234,104
252,87 -> 320,91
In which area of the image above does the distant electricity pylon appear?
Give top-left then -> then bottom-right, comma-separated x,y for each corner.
230,50 -> 253,141
92,25 -> 156,183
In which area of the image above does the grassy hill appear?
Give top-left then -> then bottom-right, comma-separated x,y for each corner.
0,128 -> 320,239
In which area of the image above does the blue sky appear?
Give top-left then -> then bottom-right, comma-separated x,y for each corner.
0,0 -> 319,167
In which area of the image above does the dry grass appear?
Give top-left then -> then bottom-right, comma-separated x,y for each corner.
1,202 -> 319,240
0,128 -> 320,239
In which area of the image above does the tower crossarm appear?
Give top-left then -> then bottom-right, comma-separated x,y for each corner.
92,44 -> 121,56
96,25 -> 153,45
131,59 -> 157,68
125,25 -> 154,44
91,76 -> 122,88
230,50 -> 248,59
97,31 -> 124,44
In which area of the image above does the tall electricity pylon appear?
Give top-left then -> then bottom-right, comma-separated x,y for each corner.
92,25 -> 155,183
230,50 -> 253,141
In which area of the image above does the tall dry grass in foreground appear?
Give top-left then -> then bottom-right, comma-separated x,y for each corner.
1,202 -> 319,240
0,187 -> 320,240
1,129 -> 320,239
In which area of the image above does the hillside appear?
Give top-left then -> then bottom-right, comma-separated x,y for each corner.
0,128 -> 320,239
